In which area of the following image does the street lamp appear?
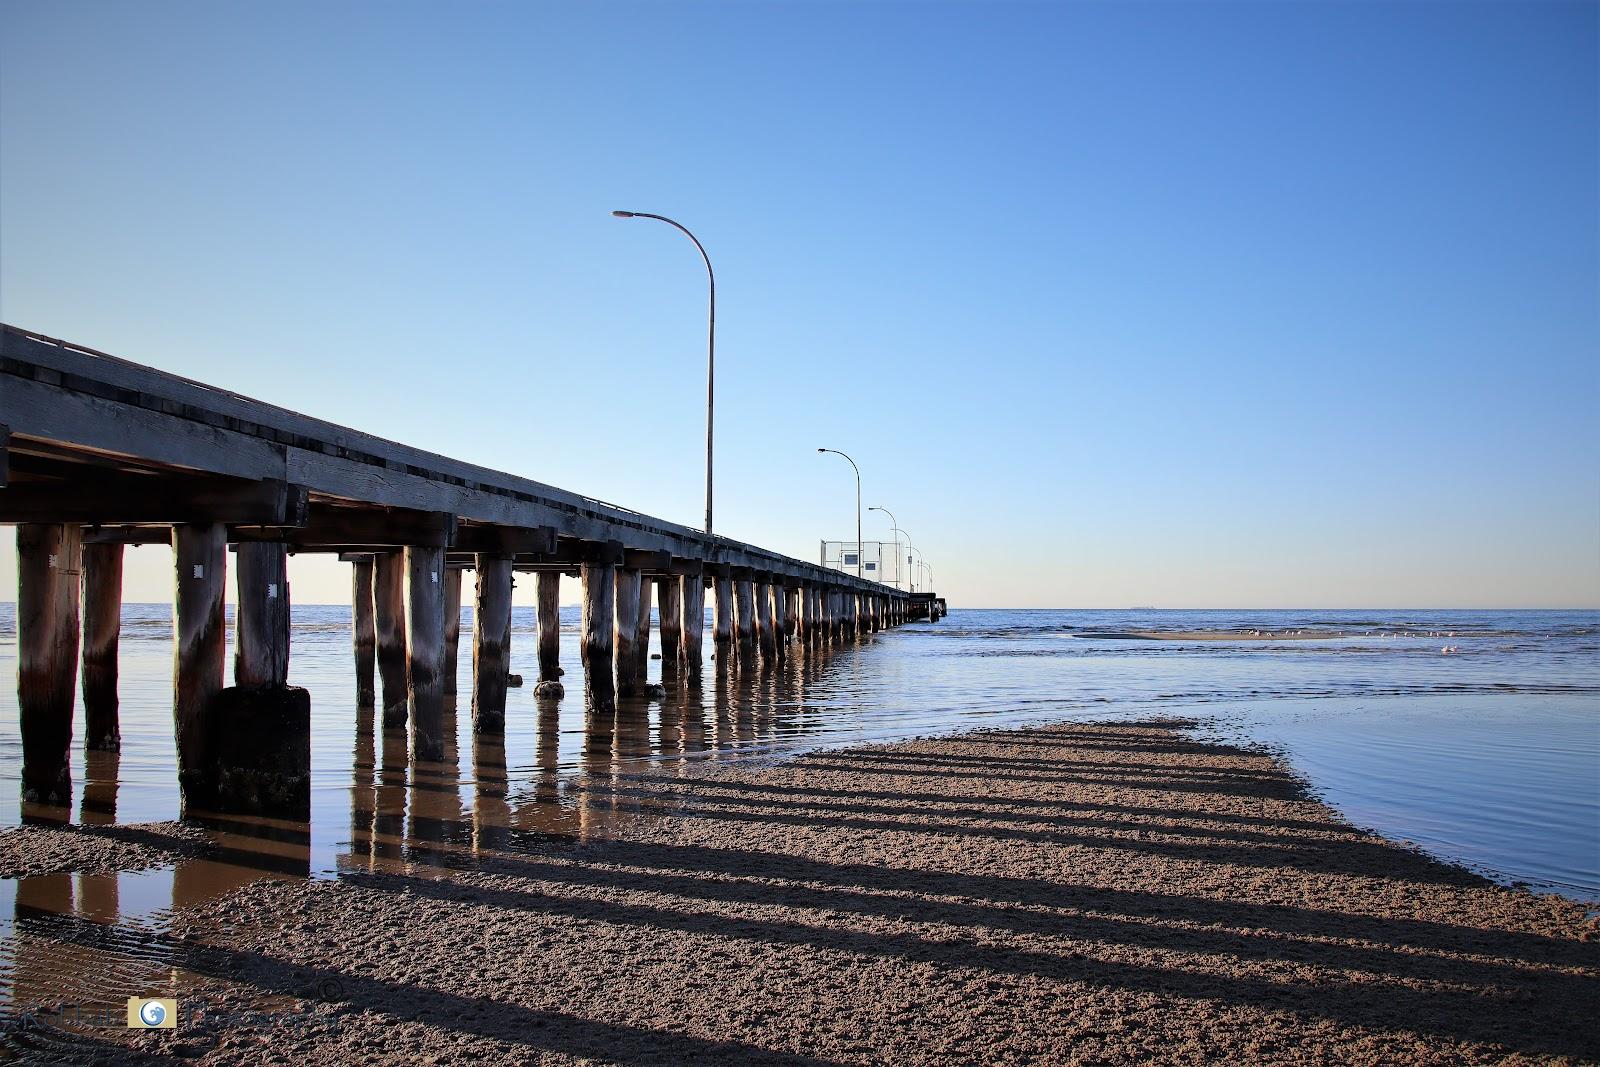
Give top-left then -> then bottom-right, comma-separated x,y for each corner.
817,447 -> 862,578
867,506 -> 903,590
612,210 -> 715,535
904,543 -> 924,592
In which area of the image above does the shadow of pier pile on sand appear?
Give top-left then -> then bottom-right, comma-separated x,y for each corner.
4,720 -> 1597,1065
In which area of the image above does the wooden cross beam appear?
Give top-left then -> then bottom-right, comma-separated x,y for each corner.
623,548 -> 672,572
0,475 -> 308,527
231,507 -> 455,549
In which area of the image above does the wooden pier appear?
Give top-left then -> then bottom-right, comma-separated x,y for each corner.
0,324 -> 943,810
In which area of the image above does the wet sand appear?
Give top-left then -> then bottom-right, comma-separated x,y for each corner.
1071,628 -> 1483,643
0,819 -> 213,880
4,719 -> 1598,1065
1077,630 -> 1371,641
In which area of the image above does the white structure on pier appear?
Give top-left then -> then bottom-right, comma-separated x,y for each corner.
821,540 -> 910,587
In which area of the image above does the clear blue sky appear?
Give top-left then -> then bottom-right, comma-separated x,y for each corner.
2,1 -> 1596,608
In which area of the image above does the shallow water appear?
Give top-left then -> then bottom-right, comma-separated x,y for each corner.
0,604 -> 1596,1017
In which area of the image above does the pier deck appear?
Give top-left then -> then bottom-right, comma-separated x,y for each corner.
1,323 -> 941,807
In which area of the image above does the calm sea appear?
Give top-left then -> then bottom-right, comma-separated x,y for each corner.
0,605 -> 1595,920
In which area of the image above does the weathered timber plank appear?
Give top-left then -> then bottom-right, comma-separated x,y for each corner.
657,576 -> 681,677
442,567 -> 463,697
755,581 -> 776,660
713,576 -> 733,651
351,557 -> 376,707
173,523 -> 226,806
614,568 -> 643,698
18,523 -> 81,802
373,552 -> 408,726
234,542 -> 290,686
473,555 -> 513,732
0,377 -> 287,482
231,506 -> 452,549
454,524 -> 557,555
81,541 -> 123,751
772,585 -> 788,657
679,575 -> 704,687
536,571 -> 561,684
405,546 -> 447,760
0,475 -> 307,526
580,563 -> 615,708
735,579 -> 756,661
635,579 -> 652,688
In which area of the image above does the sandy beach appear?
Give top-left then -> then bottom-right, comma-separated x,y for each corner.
1,718 -> 1595,1065
1069,630 -> 1461,642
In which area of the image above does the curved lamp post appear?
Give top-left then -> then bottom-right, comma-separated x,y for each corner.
612,211 -> 715,535
905,543 -> 924,592
867,505 -> 903,590
817,447 -> 862,578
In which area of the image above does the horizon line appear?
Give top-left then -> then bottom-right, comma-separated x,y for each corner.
0,602 -> 1593,612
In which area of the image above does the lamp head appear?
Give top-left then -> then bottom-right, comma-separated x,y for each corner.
611,210 -> 636,218
816,447 -> 826,452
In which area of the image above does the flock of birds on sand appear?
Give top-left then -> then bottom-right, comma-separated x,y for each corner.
1239,628 -> 1463,655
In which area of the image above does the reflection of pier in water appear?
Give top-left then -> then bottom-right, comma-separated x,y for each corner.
337,646 -> 849,871
0,646 -> 856,1025
3,323 -> 945,827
